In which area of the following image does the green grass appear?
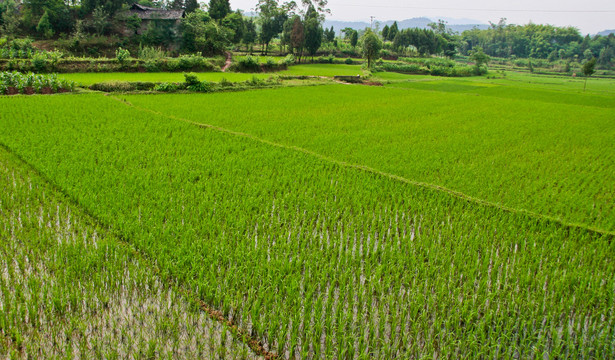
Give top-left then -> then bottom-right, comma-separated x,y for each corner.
59,72 -> 272,86
125,83 -> 615,232
0,93 -> 613,358
280,64 -> 364,77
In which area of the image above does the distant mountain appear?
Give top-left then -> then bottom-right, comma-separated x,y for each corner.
323,17 -> 488,34
597,29 -> 615,36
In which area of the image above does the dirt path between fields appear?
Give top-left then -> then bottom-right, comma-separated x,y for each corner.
222,52 -> 232,72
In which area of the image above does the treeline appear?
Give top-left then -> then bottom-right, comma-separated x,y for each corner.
459,19 -> 614,66
0,0 -> 337,58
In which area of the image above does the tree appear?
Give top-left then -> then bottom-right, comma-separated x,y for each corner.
0,0 -> 20,39
350,29 -> 358,48
361,28 -> 382,68
185,0 -> 200,13
91,5 -> 108,36
289,16 -> 304,61
469,46 -> 490,74
256,0 -> 287,55
36,10 -> 54,38
304,16 -> 322,60
208,0 -> 231,21
126,15 -> 142,36
324,26 -> 335,43
181,10 -> 230,54
169,0 -> 185,10
582,57 -> 596,91
221,11 -> 245,44
388,21 -> 398,41
242,18 -> 257,53
381,24 -> 389,40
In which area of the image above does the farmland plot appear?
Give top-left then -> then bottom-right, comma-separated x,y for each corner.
0,93 -> 613,358
125,84 -> 615,232
0,149 -> 260,359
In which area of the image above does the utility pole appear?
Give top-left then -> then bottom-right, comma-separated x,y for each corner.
370,16 -> 375,29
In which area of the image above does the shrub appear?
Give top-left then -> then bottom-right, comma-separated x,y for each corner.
235,55 -> 260,72
115,47 -> 131,66
280,54 -> 295,65
31,52 -> 49,72
219,77 -> 233,87
90,81 -> 133,92
154,82 -> 178,92
183,72 -> 200,86
345,57 -> 354,65
138,45 -> 167,60
144,59 -> 161,72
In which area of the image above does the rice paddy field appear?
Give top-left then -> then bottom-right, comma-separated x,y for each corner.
1,68 -> 614,359
59,72 -> 273,86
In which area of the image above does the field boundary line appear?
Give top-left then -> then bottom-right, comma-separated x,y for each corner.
0,143 -> 279,360
109,94 -> 615,238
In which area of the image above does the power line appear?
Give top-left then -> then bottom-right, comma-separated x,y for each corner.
333,3 -> 615,13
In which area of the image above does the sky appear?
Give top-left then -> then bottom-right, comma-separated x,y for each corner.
229,0 -> 615,34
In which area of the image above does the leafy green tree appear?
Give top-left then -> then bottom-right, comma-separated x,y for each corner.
387,21 -> 398,41
169,0 -> 185,10
350,29 -> 358,48
185,0 -> 200,13
221,11 -> 244,44
341,27 -> 354,39
256,0 -> 287,55
304,16 -> 322,60
290,16 -> 304,61
361,28 -> 382,67
242,18 -> 257,53
180,10 -> 211,52
80,0 -> 129,16
469,46 -> 490,74
25,0 -> 72,34
324,26 -> 335,42
0,0 -> 20,39
381,24 -> 389,40
126,15 -> 142,36
91,5 -> 108,36
582,57 -> 596,91
208,0 -> 231,21
36,10 -> 54,38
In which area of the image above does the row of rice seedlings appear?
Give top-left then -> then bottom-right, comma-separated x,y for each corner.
0,150 -> 261,359
0,94 -> 613,358
0,71 -> 75,94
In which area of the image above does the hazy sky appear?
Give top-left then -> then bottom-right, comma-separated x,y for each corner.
229,0 -> 614,34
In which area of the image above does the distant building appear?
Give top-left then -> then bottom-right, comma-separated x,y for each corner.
119,4 -> 185,37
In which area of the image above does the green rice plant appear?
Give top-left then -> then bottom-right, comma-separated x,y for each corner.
0,147 -> 259,359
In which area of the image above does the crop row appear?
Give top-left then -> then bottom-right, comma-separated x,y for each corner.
0,72 -> 75,95
0,149 -> 259,359
0,94 -> 613,358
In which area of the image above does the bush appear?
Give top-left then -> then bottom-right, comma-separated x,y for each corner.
90,81 -> 133,92
183,72 -> 200,86
31,52 -> 49,72
144,59 -> 161,72
345,57 -> 354,65
280,54 -> 295,65
218,77 -> 233,87
115,47 -> 131,66
154,82 -> 178,92
89,81 -> 156,92
234,55 -> 260,72
138,45 -> 167,60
